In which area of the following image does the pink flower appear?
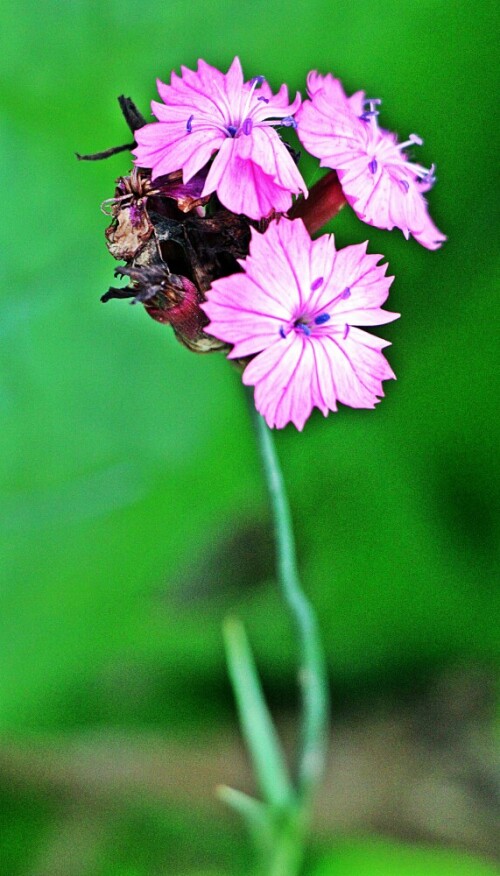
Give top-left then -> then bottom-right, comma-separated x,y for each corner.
296,72 -> 446,250
202,218 -> 399,430
133,57 -> 307,221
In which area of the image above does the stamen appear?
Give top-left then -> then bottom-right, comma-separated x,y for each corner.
258,96 -> 269,104
240,74 -> 266,123
343,324 -> 350,339
186,114 -> 194,134
418,163 -> 436,186
311,277 -> 324,291
227,124 -> 238,137
341,287 -> 351,299
399,179 -> 410,193
281,115 -> 297,129
399,133 -> 424,150
368,159 -> 378,174
314,312 -> 330,325
279,326 -> 287,339
242,118 -> 253,135
360,98 -> 382,122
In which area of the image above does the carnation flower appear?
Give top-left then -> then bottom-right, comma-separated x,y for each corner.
296,72 -> 446,250
133,57 -> 307,221
202,218 -> 399,430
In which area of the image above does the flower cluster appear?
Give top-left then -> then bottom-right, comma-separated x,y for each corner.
93,57 -> 445,430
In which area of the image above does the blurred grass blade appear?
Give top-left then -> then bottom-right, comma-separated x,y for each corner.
223,617 -> 294,809
217,785 -> 272,849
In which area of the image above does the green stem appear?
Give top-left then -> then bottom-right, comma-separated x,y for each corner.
250,404 -> 329,804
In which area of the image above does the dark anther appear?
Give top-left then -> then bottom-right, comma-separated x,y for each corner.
117,96 -> 147,133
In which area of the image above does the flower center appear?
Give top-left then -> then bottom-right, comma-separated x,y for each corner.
279,310 -> 331,339
184,72 -> 298,142
225,117 -> 255,137
294,318 -> 312,336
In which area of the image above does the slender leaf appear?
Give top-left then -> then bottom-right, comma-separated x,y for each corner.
223,617 -> 293,809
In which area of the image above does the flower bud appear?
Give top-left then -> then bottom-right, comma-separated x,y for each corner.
102,264 -> 227,353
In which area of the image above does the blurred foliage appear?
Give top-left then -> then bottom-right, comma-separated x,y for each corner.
1,0 -> 499,873
310,837 -> 500,875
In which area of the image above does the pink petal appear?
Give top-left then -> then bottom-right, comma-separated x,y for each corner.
243,220 -> 311,311
160,60 -> 229,111
224,56 -> 245,97
318,240 -> 370,299
411,211 -> 447,250
313,336 -> 380,408
309,337 -> 339,414
202,275 -> 291,358
205,268 -> 290,321
243,335 -> 316,431
298,107 -> 366,172
305,71 -> 365,115
259,81 -> 291,109
306,232 -> 338,310
343,164 -> 447,249
246,127 -> 307,195
306,70 -> 330,99
203,140 -> 294,219
133,122 -> 220,181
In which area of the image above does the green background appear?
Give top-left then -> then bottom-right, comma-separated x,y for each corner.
1,1 -> 498,873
